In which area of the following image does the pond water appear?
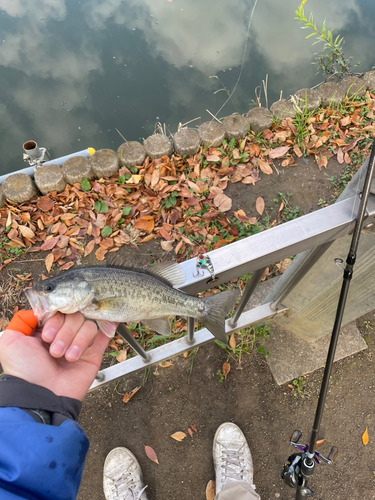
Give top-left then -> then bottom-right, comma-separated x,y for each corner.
0,0 -> 374,175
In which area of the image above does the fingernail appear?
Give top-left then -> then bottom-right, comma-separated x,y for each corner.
66,346 -> 81,361
51,340 -> 65,356
43,328 -> 57,342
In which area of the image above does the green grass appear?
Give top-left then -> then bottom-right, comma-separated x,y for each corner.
274,193 -> 303,221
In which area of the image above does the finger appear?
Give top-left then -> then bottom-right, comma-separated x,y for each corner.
41,312 -> 65,343
81,330 -> 112,366
65,320 -> 99,362
49,312 -> 85,358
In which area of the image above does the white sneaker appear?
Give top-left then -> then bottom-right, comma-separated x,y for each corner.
213,422 -> 256,494
103,447 -> 148,500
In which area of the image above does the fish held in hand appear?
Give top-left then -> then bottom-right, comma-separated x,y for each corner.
25,259 -> 239,343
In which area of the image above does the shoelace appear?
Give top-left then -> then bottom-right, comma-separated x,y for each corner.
220,449 -> 256,489
105,466 -> 148,500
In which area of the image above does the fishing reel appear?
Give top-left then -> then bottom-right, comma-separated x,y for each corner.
282,430 -> 338,497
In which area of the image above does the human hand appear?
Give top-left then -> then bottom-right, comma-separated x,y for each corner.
0,312 -> 113,400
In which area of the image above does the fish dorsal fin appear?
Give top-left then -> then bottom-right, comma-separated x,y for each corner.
149,262 -> 185,287
145,317 -> 171,336
106,254 -> 185,288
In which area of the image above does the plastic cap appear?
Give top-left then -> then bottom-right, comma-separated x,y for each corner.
87,147 -> 96,156
6,310 -> 38,336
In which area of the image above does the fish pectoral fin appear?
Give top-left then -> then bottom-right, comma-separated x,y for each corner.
97,320 -> 118,338
145,317 -> 171,336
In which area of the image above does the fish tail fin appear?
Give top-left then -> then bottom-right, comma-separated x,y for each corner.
202,289 -> 239,344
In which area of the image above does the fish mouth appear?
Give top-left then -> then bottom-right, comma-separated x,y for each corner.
24,289 -> 55,326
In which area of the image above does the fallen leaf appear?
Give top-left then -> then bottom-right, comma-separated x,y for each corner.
185,197 -> 200,206
95,247 -> 108,261
222,362 -> 230,380
255,197 -> 265,216
37,196 -> 54,212
122,386 -> 141,403
206,155 -> 221,162
258,159 -> 273,175
159,361 -> 174,368
45,253 -> 54,273
213,193 -> 232,212
161,240 -> 174,252
206,480 -> 216,500
59,261 -> 74,271
337,148 -> 344,164
84,239 -> 96,257
144,445 -> 159,464
191,423 -> 198,433
18,225 -> 35,239
187,428 -> 193,438
134,216 -> 155,233
269,145 -> 290,159
340,116 -> 351,127
316,439 -> 325,447
293,144 -> 303,157
229,332 -> 236,349
170,432 -> 187,442
362,427 -> 369,446
241,176 -> 256,185
278,258 -> 292,274
41,236 -> 60,251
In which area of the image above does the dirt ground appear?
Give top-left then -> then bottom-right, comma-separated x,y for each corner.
3,155 -> 375,499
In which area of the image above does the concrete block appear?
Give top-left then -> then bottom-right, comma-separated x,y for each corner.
91,149 -> 119,179
63,156 -> 93,185
270,99 -> 296,120
117,141 -> 146,168
0,186 -> 6,207
34,164 -> 66,195
198,121 -> 225,147
222,114 -> 249,140
144,135 -> 173,159
246,107 -> 273,134
173,128 -> 201,156
262,321 -> 367,385
2,173 -> 38,203
340,76 -> 367,98
318,82 -> 344,106
293,88 -> 320,112
363,71 -> 375,91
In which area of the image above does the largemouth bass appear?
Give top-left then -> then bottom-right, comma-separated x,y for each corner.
25,259 -> 239,343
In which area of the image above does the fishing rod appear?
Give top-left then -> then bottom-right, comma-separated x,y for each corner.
281,136 -> 375,499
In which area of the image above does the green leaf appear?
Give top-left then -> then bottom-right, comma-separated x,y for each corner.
130,166 -> 138,174
94,200 -> 109,213
118,176 -> 126,184
122,206 -> 132,216
80,177 -> 91,191
101,226 -> 113,237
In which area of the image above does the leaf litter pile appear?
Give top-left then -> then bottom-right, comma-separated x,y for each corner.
1,93 -> 375,275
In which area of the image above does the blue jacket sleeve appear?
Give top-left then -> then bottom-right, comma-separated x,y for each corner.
0,407 -> 89,500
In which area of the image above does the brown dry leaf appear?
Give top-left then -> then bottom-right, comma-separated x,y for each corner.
37,197 -> 54,212
222,362 -> 230,380
317,155 -> 328,169
191,423 -> 197,433
18,225 -> 35,239
116,350 -> 129,362
279,258 -> 292,274
144,445 -> 159,465
60,261 -> 75,271
185,197 -> 200,206
183,351 -> 189,358
362,427 -> 369,446
95,247 -> 108,261
213,193 -> 232,212
261,267 -> 269,281
134,216 -> 155,233
41,274 -> 48,280
344,152 -> 351,164
84,239 -> 96,257
316,439 -> 325,447
187,428 -> 193,438
258,159 -> 273,175
170,432 -> 187,442
269,145 -> 290,159
229,332 -> 236,349
337,148 -> 344,164
122,386 -> 141,403
45,253 -> 54,273
293,144 -> 303,158
41,236 -> 60,251
175,239 -> 183,255
340,116 -> 351,127
161,240 -> 174,252
206,155 -> 221,162
159,361 -> 174,368
241,176 -> 256,185
206,480 -> 216,500
255,197 -> 265,216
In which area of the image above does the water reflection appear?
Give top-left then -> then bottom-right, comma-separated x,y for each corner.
0,0 -> 372,175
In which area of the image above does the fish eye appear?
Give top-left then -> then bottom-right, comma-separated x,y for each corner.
43,283 -> 55,293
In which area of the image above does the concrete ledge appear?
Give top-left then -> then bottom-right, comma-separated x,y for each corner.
262,321 -> 367,385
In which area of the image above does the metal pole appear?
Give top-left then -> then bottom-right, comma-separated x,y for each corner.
228,266 -> 267,327
116,324 -> 151,362
186,317 -> 195,344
